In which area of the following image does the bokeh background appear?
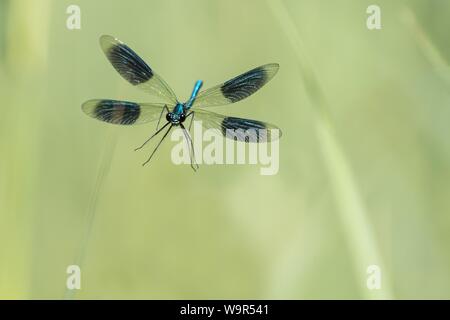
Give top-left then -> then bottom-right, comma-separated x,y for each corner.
1,0 -> 450,299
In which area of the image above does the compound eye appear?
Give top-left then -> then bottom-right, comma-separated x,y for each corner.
180,114 -> 186,122
165,113 -> 171,122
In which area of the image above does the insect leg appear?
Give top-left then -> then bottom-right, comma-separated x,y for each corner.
156,105 -> 170,131
142,124 -> 173,166
180,123 -> 199,171
186,111 -> 195,132
135,121 -> 170,151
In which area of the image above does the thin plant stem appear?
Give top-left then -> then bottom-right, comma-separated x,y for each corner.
401,6 -> 450,85
266,0 -> 393,299
63,131 -> 117,299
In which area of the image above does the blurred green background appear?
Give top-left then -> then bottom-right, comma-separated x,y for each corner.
1,0 -> 450,299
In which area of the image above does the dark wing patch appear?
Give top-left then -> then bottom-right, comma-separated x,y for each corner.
221,117 -> 270,142
93,100 -> 140,125
193,109 -> 282,143
106,41 -> 153,85
193,63 -> 279,108
99,35 -> 178,104
220,66 -> 269,103
82,99 -> 167,125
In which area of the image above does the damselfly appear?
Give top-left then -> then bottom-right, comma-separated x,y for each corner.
82,35 -> 282,171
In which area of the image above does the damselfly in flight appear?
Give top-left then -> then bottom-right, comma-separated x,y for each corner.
82,35 -> 282,171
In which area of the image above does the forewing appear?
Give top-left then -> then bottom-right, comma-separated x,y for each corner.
193,64 -> 279,108
82,99 -> 167,125
194,109 -> 282,143
100,35 -> 178,104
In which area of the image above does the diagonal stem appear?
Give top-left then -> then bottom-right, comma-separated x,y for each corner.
266,0 -> 393,299
64,131 -> 117,299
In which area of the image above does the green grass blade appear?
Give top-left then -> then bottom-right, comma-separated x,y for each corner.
266,0 -> 393,299
64,132 -> 117,299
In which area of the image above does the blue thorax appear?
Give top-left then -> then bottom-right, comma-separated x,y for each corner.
173,103 -> 184,115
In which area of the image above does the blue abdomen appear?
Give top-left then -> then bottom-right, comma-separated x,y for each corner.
185,80 -> 203,109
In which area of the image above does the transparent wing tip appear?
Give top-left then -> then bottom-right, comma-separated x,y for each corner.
99,34 -> 121,48
264,63 -> 280,78
81,99 -> 97,114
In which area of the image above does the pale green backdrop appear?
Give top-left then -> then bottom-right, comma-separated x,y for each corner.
0,0 -> 450,299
